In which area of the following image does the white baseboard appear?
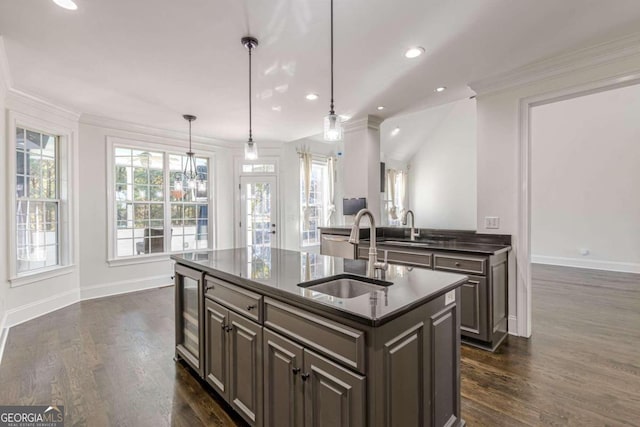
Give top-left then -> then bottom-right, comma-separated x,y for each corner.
4,288 -> 81,329
80,275 -> 173,301
531,255 -> 640,274
508,315 -> 519,336
0,313 -> 8,365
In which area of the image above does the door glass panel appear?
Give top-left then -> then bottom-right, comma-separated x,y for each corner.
181,276 -> 199,358
245,182 -> 273,249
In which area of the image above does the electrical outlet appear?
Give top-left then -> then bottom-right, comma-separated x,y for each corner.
485,216 -> 500,229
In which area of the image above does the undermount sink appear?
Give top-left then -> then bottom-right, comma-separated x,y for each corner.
299,274 -> 392,299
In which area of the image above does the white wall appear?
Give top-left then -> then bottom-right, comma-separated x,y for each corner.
281,137 -> 345,251
475,45 -> 640,334
78,121 -> 236,298
407,99 -> 477,230
531,84 -> 640,273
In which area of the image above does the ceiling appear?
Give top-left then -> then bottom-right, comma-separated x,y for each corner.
1,0 -> 640,145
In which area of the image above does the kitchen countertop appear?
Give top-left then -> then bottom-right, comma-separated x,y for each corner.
172,247 -> 467,327
362,238 -> 511,255
319,226 -> 511,255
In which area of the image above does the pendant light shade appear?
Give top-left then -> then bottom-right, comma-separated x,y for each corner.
324,112 -> 343,142
245,140 -> 258,160
243,36 -> 259,160
174,114 -> 201,191
323,0 -> 343,142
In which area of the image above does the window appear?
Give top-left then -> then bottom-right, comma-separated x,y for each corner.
15,127 -> 60,273
300,160 -> 329,247
242,163 -> 276,173
111,144 -> 211,260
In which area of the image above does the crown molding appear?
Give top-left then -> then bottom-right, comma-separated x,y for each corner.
468,32 -> 640,96
80,113 -> 239,149
7,88 -> 81,122
344,114 -> 384,133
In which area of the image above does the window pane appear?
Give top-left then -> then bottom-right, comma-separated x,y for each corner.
16,200 -> 59,273
114,147 -> 211,257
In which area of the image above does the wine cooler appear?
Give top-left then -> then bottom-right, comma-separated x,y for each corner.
175,264 -> 204,376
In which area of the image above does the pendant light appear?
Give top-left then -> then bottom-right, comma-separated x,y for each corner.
174,114 -> 200,191
243,36 -> 259,160
324,0 -> 343,142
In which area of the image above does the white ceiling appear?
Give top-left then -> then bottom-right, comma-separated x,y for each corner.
1,0 -> 640,145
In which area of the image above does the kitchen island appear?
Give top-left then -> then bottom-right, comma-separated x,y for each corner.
172,247 -> 467,427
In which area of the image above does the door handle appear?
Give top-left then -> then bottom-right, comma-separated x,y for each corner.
271,230 -> 276,234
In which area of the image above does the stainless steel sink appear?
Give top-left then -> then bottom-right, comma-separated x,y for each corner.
299,274 -> 391,299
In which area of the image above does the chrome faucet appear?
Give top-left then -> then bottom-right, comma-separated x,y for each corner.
401,209 -> 420,241
348,209 -> 388,279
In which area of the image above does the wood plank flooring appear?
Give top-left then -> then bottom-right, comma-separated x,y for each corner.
0,264 -> 638,426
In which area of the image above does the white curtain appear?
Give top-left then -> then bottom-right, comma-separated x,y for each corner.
387,169 -> 398,220
300,150 -> 313,228
326,156 -> 336,226
386,168 -> 407,223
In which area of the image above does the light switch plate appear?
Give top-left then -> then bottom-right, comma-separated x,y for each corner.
445,290 -> 455,305
485,216 -> 500,229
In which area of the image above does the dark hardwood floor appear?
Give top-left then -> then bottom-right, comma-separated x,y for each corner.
0,264 -> 638,426
462,264 -> 640,426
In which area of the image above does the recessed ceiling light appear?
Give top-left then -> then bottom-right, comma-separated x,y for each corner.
377,106 -> 385,111
404,47 -> 425,59
391,126 -> 400,137
52,0 -> 78,10
435,86 -> 446,92
305,93 -> 319,101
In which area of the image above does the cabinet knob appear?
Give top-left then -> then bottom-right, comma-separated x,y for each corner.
246,304 -> 257,311
221,323 -> 226,330
454,262 -> 461,267
205,285 -> 214,291
225,326 -> 233,332
292,367 -> 301,375
301,373 -> 310,381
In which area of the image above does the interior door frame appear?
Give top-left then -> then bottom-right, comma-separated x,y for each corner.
517,71 -> 640,338
233,156 -> 281,249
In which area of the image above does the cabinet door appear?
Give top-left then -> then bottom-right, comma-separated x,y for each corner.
205,299 -> 229,399
459,275 -> 488,341
303,349 -> 365,427
263,329 -> 304,427
229,311 -> 263,426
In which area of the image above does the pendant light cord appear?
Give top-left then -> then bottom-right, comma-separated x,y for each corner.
249,44 -> 253,142
188,120 -> 192,153
330,0 -> 335,115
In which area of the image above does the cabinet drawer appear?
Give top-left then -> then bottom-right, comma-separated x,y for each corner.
434,254 -> 486,275
205,276 -> 262,323
264,297 -> 366,374
359,246 -> 432,268
321,234 -> 356,259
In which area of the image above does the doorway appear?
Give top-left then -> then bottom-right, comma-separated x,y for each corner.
239,175 -> 278,249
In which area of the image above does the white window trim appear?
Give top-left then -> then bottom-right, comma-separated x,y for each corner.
299,156 -> 329,249
106,136 -> 217,266
7,111 -> 77,287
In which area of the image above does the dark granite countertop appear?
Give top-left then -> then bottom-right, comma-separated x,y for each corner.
172,248 -> 467,327
362,238 -> 511,255
320,226 -> 511,255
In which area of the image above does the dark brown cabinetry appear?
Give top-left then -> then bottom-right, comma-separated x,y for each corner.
358,245 -> 508,351
175,264 -> 205,376
204,293 -> 263,426
263,328 -> 366,427
176,261 -> 464,427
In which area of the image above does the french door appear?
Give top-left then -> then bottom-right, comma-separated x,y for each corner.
239,176 -> 278,248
